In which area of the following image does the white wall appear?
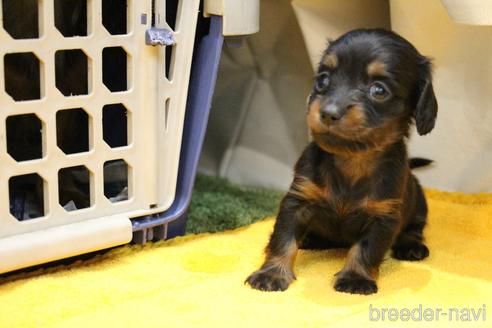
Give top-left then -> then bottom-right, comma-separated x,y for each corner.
200,0 -> 492,192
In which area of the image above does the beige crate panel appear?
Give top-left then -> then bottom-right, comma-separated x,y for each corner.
0,0 -> 200,238
204,0 -> 259,35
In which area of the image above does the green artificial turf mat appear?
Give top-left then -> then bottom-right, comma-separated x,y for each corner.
186,174 -> 284,234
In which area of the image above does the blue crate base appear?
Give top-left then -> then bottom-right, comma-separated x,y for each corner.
131,16 -> 224,244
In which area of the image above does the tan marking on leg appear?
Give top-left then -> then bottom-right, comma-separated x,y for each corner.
288,176 -> 330,202
340,244 -> 378,280
322,53 -> 338,69
367,60 -> 388,77
262,239 -> 298,282
361,198 -> 402,217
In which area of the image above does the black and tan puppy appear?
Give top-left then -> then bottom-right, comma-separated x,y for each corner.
245,29 -> 437,295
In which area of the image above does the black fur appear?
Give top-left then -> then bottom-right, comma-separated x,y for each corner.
409,157 -> 433,169
246,29 -> 437,295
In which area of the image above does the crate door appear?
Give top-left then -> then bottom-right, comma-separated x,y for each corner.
0,0 -> 200,238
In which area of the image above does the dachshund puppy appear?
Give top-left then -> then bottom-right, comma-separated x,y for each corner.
246,29 -> 437,295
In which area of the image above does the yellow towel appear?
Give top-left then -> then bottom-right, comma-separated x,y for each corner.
0,190 -> 491,328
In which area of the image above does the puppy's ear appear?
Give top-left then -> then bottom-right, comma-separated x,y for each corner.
413,57 -> 438,135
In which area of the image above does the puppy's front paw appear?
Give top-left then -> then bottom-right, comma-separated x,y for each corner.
334,271 -> 378,295
392,242 -> 429,261
245,267 -> 295,292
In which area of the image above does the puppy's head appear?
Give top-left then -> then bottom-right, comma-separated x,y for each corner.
307,29 -> 437,154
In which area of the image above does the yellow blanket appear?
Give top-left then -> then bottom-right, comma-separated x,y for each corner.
1,190 -> 491,327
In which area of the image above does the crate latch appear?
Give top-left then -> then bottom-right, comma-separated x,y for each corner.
145,28 -> 175,46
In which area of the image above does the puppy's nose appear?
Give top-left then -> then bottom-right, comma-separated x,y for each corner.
320,104 -> 344,122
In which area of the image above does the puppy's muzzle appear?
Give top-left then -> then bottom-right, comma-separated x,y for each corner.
319,102 -> 351,125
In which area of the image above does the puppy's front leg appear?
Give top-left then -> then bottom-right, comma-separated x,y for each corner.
334,215 -> 399,295
245,195 -> 308,292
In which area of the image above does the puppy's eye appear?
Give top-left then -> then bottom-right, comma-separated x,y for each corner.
369,82 -> 391,101
315,72 -> 330,93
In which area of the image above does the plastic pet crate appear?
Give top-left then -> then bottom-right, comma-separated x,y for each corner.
0,0 -> 202,273
0,0 -> 258,274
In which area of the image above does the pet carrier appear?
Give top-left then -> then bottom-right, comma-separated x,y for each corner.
0,0 -> 259,274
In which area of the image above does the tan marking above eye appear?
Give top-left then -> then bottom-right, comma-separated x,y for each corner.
367,60 -> 388,77
323,53 -> 338,69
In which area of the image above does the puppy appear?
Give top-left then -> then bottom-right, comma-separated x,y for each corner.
245,29 -> 437,295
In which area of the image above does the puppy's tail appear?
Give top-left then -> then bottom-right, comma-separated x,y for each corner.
409,157 -> 433,169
